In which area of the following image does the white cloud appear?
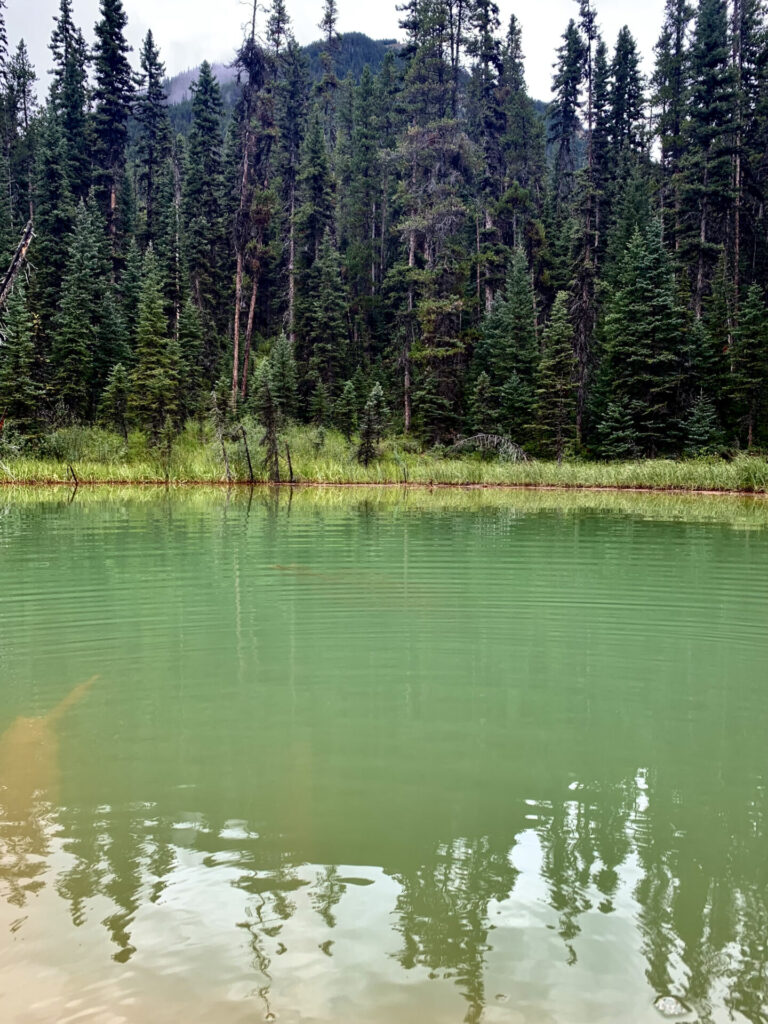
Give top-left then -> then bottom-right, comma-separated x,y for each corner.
8,0 -> 666,103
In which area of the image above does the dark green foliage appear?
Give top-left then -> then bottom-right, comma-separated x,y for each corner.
182,61 -> 226,371
473,248 -> 539,441
731,285 -> 768,447
129,246 -> 179,435
53,201 -> 109,419
253,359 -> 281,481
0,285 -> 42,432
135,31 -> 171,244
600,222 -> 687,455
1,0 -> 767,461
536,292 -> 577,459
92,0 -> 134,241
334,379 -> 358,438
357,382 -> 388,465
99,361 -> 129,438
683,393 -> 723,455
269,332 -> 298,419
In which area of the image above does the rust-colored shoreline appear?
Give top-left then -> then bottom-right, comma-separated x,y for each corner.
1,478 -> 766,497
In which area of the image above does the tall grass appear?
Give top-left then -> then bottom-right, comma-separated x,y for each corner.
1,422 -> 767,493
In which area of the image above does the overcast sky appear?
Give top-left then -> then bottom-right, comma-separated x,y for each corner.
8,0 -> 666,102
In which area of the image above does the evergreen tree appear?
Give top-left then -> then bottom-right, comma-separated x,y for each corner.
0,284 -> 42,433
334,379 -> 358,439
53,201 -> 109,419
600,222 -> 687,455
473,247 -> 539,441
99,361 -> 129,438
731,284 -> 768,447
357,382 -> 388,465
549,20 -> 585,210
269,332 -> 298,419
92,0 -> 134,245
129,246 -> 177,434
536,291 -> 577,459
135,30 -> 171,244
610,27 -> 646,155
182,61 -> 226,374
681,0 -> 737,315
49,0 -> 91,198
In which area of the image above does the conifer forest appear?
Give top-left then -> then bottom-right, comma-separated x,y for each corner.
2,0 -> 768,464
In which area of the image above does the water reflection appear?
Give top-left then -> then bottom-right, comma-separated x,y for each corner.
0,489 -> 766,1022
1,748 -> 765,1022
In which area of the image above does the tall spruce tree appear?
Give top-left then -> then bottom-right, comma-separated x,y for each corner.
135,31 -> 171,245
92,0 -> 134,248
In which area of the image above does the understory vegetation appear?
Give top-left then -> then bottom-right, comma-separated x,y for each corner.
0,0 -> 768,466
2,423 -> 767,491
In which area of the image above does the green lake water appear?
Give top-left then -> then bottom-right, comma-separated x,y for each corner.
1,486 -> 767,1024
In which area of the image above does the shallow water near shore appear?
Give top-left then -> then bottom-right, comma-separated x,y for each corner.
1,486 -> 767,1024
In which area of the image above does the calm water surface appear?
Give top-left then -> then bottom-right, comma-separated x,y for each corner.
1,487 -> 767,1024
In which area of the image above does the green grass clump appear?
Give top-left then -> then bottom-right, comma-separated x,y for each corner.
0,422 -> 767,493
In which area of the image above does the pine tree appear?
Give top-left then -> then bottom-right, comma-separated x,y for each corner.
473,247 -> 539,441
600,222 -> 687,455
92,0 -> 134,246
549,20 -> 585,210
334,379 -> 358,439
468,370 -> 497,433
99,361 -> 129,438
731,284 -> 768,447
610,27 -> 646,155
683,392 -> 723,455
681,0 -> 737,315
652,0 -> 693,253
135,30 -> 171,245
129,246 -> 177,435
536,291 -> 577,459
0,284 -> 43,433
357,382 -> 388,465
32,107 -> 74,346
182,61 -> 227,376
303,230 -> 348,393
53,201 -> 109,419
269,332 -> 298,419
48,0 -> 91,198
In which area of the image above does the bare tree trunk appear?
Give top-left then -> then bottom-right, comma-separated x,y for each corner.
288,190 -> 296,344
404,230 -> 415,434
484,209 -> 494,313
371,199 -> 376,296
240,277 -> 258,400
232,252 -> 244,406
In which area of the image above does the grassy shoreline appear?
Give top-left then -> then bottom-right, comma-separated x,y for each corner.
1,423 -> 767,493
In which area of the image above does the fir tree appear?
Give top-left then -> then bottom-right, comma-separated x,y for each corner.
53,201 -> 109,419
269,332 -> 298,419
334,379 -> 358,439
129,246 -> 177,435
600,222 -> 687,455
135,30 -> 171,245
182,61 -> 226,373
536,291 -> 577,459
357,382 -> 388,465
473,247 -> 539,441
731,284 -> 768,447
0,284 -> 43,433
92,0 -> 134,245
48,0 -> 91,198
100,361 -> 129,438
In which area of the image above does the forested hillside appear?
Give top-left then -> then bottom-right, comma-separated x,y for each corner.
1,0 -> 767,461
